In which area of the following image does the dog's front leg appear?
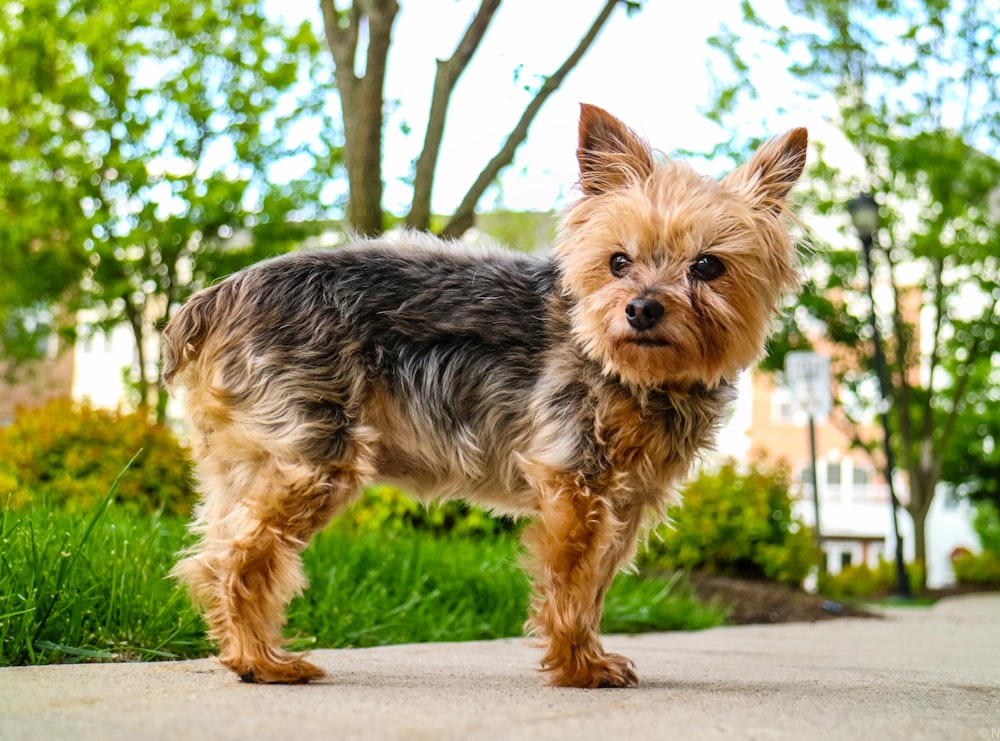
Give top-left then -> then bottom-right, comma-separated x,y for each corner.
522,475 -> 644,688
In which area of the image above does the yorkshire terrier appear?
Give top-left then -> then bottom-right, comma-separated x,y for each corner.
163,104 -> 807,688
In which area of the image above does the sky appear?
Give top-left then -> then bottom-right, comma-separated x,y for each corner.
266,0 -> 830,216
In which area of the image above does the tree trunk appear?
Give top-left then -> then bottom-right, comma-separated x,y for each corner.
321,0 -> 400,236
124,300 -> 150,413
905,468 -> 936,591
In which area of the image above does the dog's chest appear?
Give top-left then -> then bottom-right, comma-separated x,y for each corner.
591,384 -> 732,490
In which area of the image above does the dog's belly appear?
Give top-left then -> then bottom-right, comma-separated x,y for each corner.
372,439 -> 538,516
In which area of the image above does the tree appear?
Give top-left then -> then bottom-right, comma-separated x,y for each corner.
705,0 -> 1000,579
0,0 -> 340,417
318,0 -> 640,237
0,1 -> 94,372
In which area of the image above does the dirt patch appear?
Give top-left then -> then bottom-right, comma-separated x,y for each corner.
687,573 -> 878,625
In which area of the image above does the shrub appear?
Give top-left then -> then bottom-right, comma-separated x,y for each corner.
948,502 -> 1000,588
338,485 -> 517,538
952,552 -> 1000,586
0,398 -> 194,516
638,457 -> 819,586
820,559 -> 925,599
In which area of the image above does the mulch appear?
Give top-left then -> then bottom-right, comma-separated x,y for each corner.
687,573 -> 877,624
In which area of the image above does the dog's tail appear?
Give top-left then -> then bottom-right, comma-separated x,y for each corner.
161,282 -> 228,386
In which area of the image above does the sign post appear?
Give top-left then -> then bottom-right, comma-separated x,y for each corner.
784,351 -> 831,549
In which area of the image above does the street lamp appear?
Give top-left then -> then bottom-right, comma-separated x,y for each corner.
847,193 -> 911,599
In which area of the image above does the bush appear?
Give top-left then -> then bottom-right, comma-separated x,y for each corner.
948,502 -> 1000,588
0,398 -> 194,516
952,552 -> 1000,586
971,502 -> 1000,558
638,457 -> 819,586
338,485 -> 518,538
819,559 -> 925,599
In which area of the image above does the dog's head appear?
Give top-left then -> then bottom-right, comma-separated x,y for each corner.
554,104 -> 807,390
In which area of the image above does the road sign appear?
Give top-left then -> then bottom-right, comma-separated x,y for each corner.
784,351 -> 832,423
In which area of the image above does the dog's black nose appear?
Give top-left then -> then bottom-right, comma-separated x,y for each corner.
625,298 -> 664,331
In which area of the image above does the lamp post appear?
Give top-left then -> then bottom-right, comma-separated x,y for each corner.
847,193 -> 911,599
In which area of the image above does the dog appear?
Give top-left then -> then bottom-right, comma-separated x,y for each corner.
162,104 -> 807,688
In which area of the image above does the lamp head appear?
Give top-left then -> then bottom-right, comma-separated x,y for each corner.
847,193 -> 879,241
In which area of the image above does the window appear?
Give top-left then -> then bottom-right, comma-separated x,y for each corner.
827,462 -> 842,485
799,466 -> 815,496
851,464 -> 878,501
771,387 -> 795,424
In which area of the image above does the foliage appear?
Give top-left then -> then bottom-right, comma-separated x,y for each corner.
943,401 -> 1000,510
471,211 -> 558,254
819,560 -> 925,600
703,0 -> 1000,574
339,485 -> 518,539
970,502 -> 1000,559
0,0 -> 339,413
0,398 -> 194,516
638,458 -> 820,586
951,552 -> 1000,587
600,572 -> 726,634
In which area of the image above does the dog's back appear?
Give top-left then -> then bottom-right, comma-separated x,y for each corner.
163,234 -> 560,505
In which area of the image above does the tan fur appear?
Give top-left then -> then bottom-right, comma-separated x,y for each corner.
164,104 -> 807,688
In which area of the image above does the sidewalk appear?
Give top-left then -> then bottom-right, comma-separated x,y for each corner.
1,594 -> 997,741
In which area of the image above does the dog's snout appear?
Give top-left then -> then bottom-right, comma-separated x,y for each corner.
625,298 -> 664,331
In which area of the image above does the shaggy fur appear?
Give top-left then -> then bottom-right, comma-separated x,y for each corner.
163,104 -> 807,688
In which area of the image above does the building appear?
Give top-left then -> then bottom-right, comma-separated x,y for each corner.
733,370 -> 980,588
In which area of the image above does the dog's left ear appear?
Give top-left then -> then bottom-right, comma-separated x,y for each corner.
577,103 -> 656,196
721,128 -> 808,213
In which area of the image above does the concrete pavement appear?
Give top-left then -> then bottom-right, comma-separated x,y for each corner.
1,594 -> 997,741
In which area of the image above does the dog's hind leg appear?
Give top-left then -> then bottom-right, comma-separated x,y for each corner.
174,436 -> 372,683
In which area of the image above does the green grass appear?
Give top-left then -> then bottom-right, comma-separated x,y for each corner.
2,491 -> 726,667
293,529 -> 726,650
292,528 -> 531,648
0,487 -> 209,666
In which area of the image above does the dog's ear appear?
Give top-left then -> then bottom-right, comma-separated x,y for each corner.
577,103 -> 656,196
721,128 -> 808,213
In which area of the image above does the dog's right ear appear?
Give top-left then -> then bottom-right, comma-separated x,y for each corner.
577,104 -> 655,196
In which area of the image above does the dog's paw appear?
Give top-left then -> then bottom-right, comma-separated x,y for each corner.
594,652 -> 639,688
225,653 -> 325,684
545,651 -> 638,689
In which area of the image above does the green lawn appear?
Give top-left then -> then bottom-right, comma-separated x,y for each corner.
1,492 -> 726,667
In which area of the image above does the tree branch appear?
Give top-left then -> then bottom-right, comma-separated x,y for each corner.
877,231 -> 918,473
833,397 -> 883,473
320,0 -> 360,87
406,0 -> 502,231
441,0 -> 623,239
917,254 -> 948,473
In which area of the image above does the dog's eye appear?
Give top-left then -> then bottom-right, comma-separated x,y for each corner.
689,255 -> 725,282
609,252 -> 633,277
